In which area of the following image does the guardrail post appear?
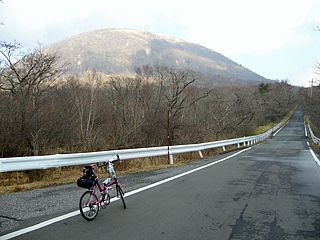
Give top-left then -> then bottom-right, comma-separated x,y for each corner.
222,146 -> 226,151
198,151 -> 203,158
243,141 -> 246,147
169,154 -> 174,164
237,143 -> 240,148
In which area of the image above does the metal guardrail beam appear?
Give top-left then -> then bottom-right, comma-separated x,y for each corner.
308,122 -> 320,145
0,122 -> 283,172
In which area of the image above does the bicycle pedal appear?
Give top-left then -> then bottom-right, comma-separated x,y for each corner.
101,203 -> 107,209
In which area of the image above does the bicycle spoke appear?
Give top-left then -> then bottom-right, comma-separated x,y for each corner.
79,191 -> 99,221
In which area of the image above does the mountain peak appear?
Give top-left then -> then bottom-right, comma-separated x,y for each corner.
49,28 -> 266,85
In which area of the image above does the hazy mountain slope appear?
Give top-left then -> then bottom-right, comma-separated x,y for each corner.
50,28 -> 267,84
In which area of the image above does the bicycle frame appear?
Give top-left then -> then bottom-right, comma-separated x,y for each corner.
105,177 -> 121,187
86,176 -> 121,204
83,181 -> 104,208
104,177 -> 123,197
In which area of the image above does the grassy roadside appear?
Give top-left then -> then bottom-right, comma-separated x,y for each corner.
0,110 -> 295,195
250,107 -> 296,135
309,142 -> 320,154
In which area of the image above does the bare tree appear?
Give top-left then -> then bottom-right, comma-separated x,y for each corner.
71,71 -> 102,151
206,89 -> 235,137
105,75 -> 147,148
137,66 -> 197,148
0,41 -> 67,155
135,65 -> 212,146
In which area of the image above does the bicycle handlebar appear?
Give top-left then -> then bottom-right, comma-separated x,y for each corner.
97,154 -> 121,168
110,154 -> 120,163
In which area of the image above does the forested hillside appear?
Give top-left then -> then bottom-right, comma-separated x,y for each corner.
0,41 -> 296,157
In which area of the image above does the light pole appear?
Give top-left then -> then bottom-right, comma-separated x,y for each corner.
310,78 -> 313,98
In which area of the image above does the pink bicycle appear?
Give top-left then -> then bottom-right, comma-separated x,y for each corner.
77,155 -> 126,221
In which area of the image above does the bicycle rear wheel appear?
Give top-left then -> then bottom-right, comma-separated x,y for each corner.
79,190 -> 99,221
116,185 -> 126,209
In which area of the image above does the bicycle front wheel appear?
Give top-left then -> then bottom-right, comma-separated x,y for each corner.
79,190 -> 99,221
116,185 -> 126,209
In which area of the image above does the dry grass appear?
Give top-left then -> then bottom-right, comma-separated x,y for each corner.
250,107 -> 296,135
251,123 -> 274,135
309,142 -> 320,154
0,167 -> 83,194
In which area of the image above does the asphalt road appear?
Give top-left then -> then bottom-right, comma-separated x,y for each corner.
2,109 -> 320,239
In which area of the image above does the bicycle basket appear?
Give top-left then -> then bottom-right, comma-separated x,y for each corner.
77,177 -> 94,189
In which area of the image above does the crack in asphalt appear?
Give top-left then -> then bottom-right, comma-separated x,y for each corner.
227,203 -> 249,240
0,215 -> 23,222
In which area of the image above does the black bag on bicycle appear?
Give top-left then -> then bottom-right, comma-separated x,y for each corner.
77,177 -> 94,189
76,166 -> 96,189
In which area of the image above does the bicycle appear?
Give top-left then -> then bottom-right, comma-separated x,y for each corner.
77,155 -> 126,221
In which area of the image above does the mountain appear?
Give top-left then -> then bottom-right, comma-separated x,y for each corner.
49,28 -> 268,85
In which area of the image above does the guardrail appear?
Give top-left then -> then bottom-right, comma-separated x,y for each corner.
307,122 -> 320,145
0,122 -> 283,172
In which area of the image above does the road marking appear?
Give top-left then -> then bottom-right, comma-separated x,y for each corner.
0,211 -> 80,240
0,147 -> 251,240
304,123 -> 308,137
273,125 -> 284,137
125,147 -> 251,198
309,147 -> 320,167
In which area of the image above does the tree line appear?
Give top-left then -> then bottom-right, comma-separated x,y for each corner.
0,42 -> 297,157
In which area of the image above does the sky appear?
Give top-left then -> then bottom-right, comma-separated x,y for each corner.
1,0 -> 320,87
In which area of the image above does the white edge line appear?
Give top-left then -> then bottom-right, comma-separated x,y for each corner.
273,125 -> 284,137
125,147 -> 252,198
0,211 -> 80,240
304,124 -> 308,137
309,147 -> 320,167
0,147 -> 251,240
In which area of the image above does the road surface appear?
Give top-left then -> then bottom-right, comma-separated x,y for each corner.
2,109 -> 320,239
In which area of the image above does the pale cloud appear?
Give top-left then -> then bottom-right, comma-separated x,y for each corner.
290,65 -> 316,87
172,0 -> 320,55
2,0 -> 319,55
4,0 -> 94,28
